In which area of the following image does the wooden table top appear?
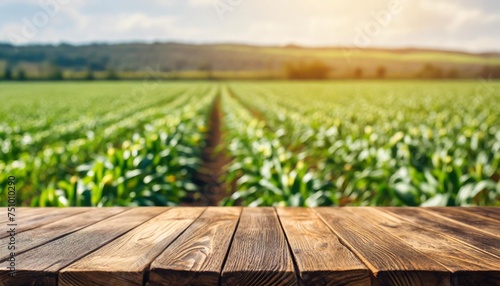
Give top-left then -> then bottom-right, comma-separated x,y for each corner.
0,207 -> 499,286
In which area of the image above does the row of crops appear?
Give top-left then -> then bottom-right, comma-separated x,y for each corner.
223,82 -> 500,206
0,81 -> 499,206
0,82 -> 213,206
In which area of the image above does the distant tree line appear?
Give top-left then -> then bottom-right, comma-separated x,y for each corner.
283,61 -> 386,80
0,65 -> 121,81
416,63 -> 500,79
1,50 -> 110,71
284,61 -> 331,79
2,66 -> 26,80
479,65 -> 500,78
1,59 -> 499,81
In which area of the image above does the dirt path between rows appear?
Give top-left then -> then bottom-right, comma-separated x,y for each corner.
184,94 -> 233,206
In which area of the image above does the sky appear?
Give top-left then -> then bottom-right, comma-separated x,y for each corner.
1,0 -> 499,52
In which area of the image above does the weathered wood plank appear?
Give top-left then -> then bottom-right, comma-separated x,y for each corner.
384,207 -> 500,257
351,207 -> 500,286
0,207 -> 125,262
59,207 -> 204,286
221,207 -> 297,286
455,207 -> 500,221
425,207 -> 500,236
277,208 -> 370,286
0,208 -> 89,239
0,207 -> 49,224
148,207 -> 241,286
0,207 -> 166,286
315,208 -> 450,286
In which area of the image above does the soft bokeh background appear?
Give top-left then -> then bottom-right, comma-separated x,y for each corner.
0,1 -> 499,208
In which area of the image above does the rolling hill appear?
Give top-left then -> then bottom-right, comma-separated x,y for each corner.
0,42 -> 499,79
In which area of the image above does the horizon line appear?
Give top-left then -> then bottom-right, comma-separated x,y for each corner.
1,40 -> 499,56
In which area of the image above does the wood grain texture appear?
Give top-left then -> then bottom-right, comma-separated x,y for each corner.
277,208 -> 370,286
458,207 -> 500,221
148,207 -> 241,286
384,207 -> 500,258
315,208 -> 450,286
0,207 -> 125,262
425,207 -> 500,236
1,207 -> 499,286
59,207 -> 204,286
0,207 -> 49,224
221,207 -> 297,286
0,207 -> 167,286
0,207 -> 89,239
351,207 -> 500,286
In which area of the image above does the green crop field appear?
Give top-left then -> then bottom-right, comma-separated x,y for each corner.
0,81 -> 499,207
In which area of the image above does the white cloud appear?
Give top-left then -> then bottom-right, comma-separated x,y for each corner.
189,0 -> 217,6
395,0 -> 500,33
111,14 -> 175,32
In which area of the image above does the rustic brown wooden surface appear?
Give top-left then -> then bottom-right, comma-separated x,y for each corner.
315,208 -> 451,286
60,207 -> 205,286
459,207 -> 500,221
149,207 -> 240,286
221,207 -> 297,286
0,208 -> 89,239
277,208 -> 370,286
354,207 -> 500,286
0,207 -> 53,224
0,208 -> 125,262
0,207 -> 499,286
384,207 -> 500,257
0,208 -> 165,286
426,207 -> 500,236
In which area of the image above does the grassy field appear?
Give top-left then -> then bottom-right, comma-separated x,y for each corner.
0,81 -> 499,206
